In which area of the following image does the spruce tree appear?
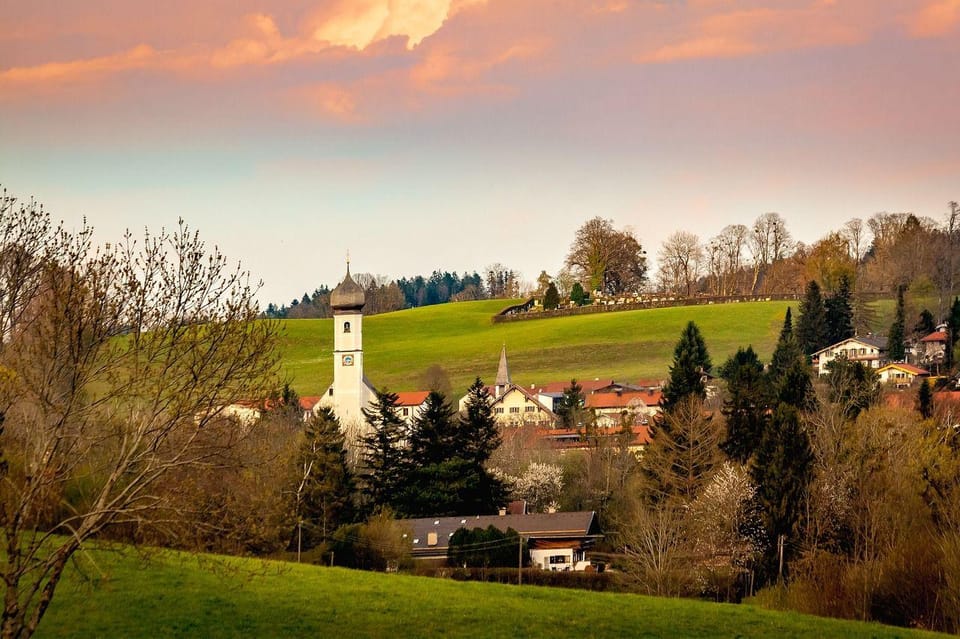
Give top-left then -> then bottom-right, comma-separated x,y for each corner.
917,378 -> 934,420
889,285 -> 907,362
661,321 -> 712,411
796,280 -> 828,356
543,282 -> 561,310
458,379 -> 508,514
359,391 -> 407,512
570,282 -> 587,306
719,347 -> 769,463
775,359 -> 816,412
768,308 -> 803,387
751,403 -> 814,577
947,296 -> 960,370
825,274 -> 854,345
296,408 -> 354,547
556,379 -> 586,429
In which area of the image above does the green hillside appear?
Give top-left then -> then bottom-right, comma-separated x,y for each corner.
279,300 -> 794,396
35,546 -> 946,639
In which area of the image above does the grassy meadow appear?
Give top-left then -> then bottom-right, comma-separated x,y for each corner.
35,546 -> 947,639
279,299 -> 797,396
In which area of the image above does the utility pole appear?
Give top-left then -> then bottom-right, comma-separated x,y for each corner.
777,534 -> 785,582
518,535 -> 523,586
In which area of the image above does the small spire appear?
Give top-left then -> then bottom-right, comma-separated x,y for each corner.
346,249 -> 351,275
496,344 -> 511,388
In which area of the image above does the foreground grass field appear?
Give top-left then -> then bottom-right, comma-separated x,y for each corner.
280,300 -> 796,396
36,547 -> 946,639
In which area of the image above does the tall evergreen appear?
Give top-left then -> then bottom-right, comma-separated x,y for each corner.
825,274 -> 854,345
947,296 -> 960,370
296,408 -> 354,547
719,347 -> 769,463
775,359 -> 816,412
889,285 -> 907,362
556,379 -> 586,429
359,391 -> 407,512
400,386 -> 507,517
768,308 -> 803,386
570,282 -> 588,306
796,280 -> 828,356
917,378 -> 934,420
751,403 -> 814,577
661,321 -> 712,411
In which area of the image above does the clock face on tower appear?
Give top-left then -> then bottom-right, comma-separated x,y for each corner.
342,354 -> 354,366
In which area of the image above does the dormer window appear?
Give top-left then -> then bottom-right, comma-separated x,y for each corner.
343,321 -> 351,333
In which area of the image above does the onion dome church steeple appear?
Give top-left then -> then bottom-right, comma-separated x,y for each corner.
330,262 -> 365,311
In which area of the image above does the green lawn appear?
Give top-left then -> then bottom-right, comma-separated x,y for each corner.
279,300 -> 796,396
35,546 -> 946,639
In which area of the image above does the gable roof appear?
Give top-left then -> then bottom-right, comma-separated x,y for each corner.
299,396 -> 322,411
921,330 -> 948,343
585,390 -> 662,409
407,511 -> 601,555
533,379 -> 617,394
490,384 -> 557,417
878,363 -> 930,376
813,335 -> 888,356
395,391 -> 430,407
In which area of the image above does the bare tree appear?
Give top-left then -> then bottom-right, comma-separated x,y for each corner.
657,231 -> 703,298
708,225 -> 749,296
0,188 -> 279,638
565,217 -> 647,296
749,212 -> 793,294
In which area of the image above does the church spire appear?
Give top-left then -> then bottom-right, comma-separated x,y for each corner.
495,344 -> 511,393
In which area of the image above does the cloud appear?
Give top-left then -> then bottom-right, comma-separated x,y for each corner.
1,44 -> 161,84
635,4 -> 871,64
908,0 -> 960,37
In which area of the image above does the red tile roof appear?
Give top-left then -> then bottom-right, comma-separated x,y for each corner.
395,390 -> 430,407
585,391 -> 662,409
921,331 -> 948,343
299,396 -> 321,410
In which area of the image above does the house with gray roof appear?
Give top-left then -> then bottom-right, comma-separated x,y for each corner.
406,511 -> 602,571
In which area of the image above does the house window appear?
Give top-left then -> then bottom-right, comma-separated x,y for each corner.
402,407 -> 409,416
510,407 -> 520,414
495,407 -> 504,414
525,406 -> 536,412
549,555 -> 568,564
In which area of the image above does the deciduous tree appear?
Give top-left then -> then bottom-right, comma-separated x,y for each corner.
0,188 -> 280,638
565,217 -> 647,295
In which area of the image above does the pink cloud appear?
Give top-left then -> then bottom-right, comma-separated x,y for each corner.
908,0 -> 960,37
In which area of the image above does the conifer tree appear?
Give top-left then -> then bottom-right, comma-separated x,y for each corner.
556,379 -> 586,428
917,378 -> 934,419
359,391 -> 407,512
661,321 -> 712,411
543,282 -> 561,310
889,285 -> 907,362
296,408 -> 354,547
825,274 -> 854,345
570,281 -> 588,306
947,296 -> 960,370
719,347 -> 768,463
796,280 -> 828,356
768,308 -> 803,386
914,309 -> 935,337
750,403 -> 814,576
460,378 -> 502,465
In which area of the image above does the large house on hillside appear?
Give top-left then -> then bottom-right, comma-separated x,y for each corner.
407,510 -> 602,570
813,335 -> 888,376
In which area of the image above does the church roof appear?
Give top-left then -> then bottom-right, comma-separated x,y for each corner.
330,265 -> 365,311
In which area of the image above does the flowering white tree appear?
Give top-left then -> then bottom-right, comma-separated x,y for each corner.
512,463 -> 564,513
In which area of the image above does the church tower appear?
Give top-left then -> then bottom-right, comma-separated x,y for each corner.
321,262 -> 377,437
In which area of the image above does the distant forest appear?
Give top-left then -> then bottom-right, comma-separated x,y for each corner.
263,266 -> 519,319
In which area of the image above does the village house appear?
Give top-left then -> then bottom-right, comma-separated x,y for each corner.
812,335 -> 888,376
457,346 -> 557,427
406,511 -> 602,571
585,389 -> 662,428
395,391 -> 431,426
917,328 -> 949,372
876,362 -> 930,388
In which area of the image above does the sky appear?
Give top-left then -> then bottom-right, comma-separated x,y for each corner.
2,0 -> 959,307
